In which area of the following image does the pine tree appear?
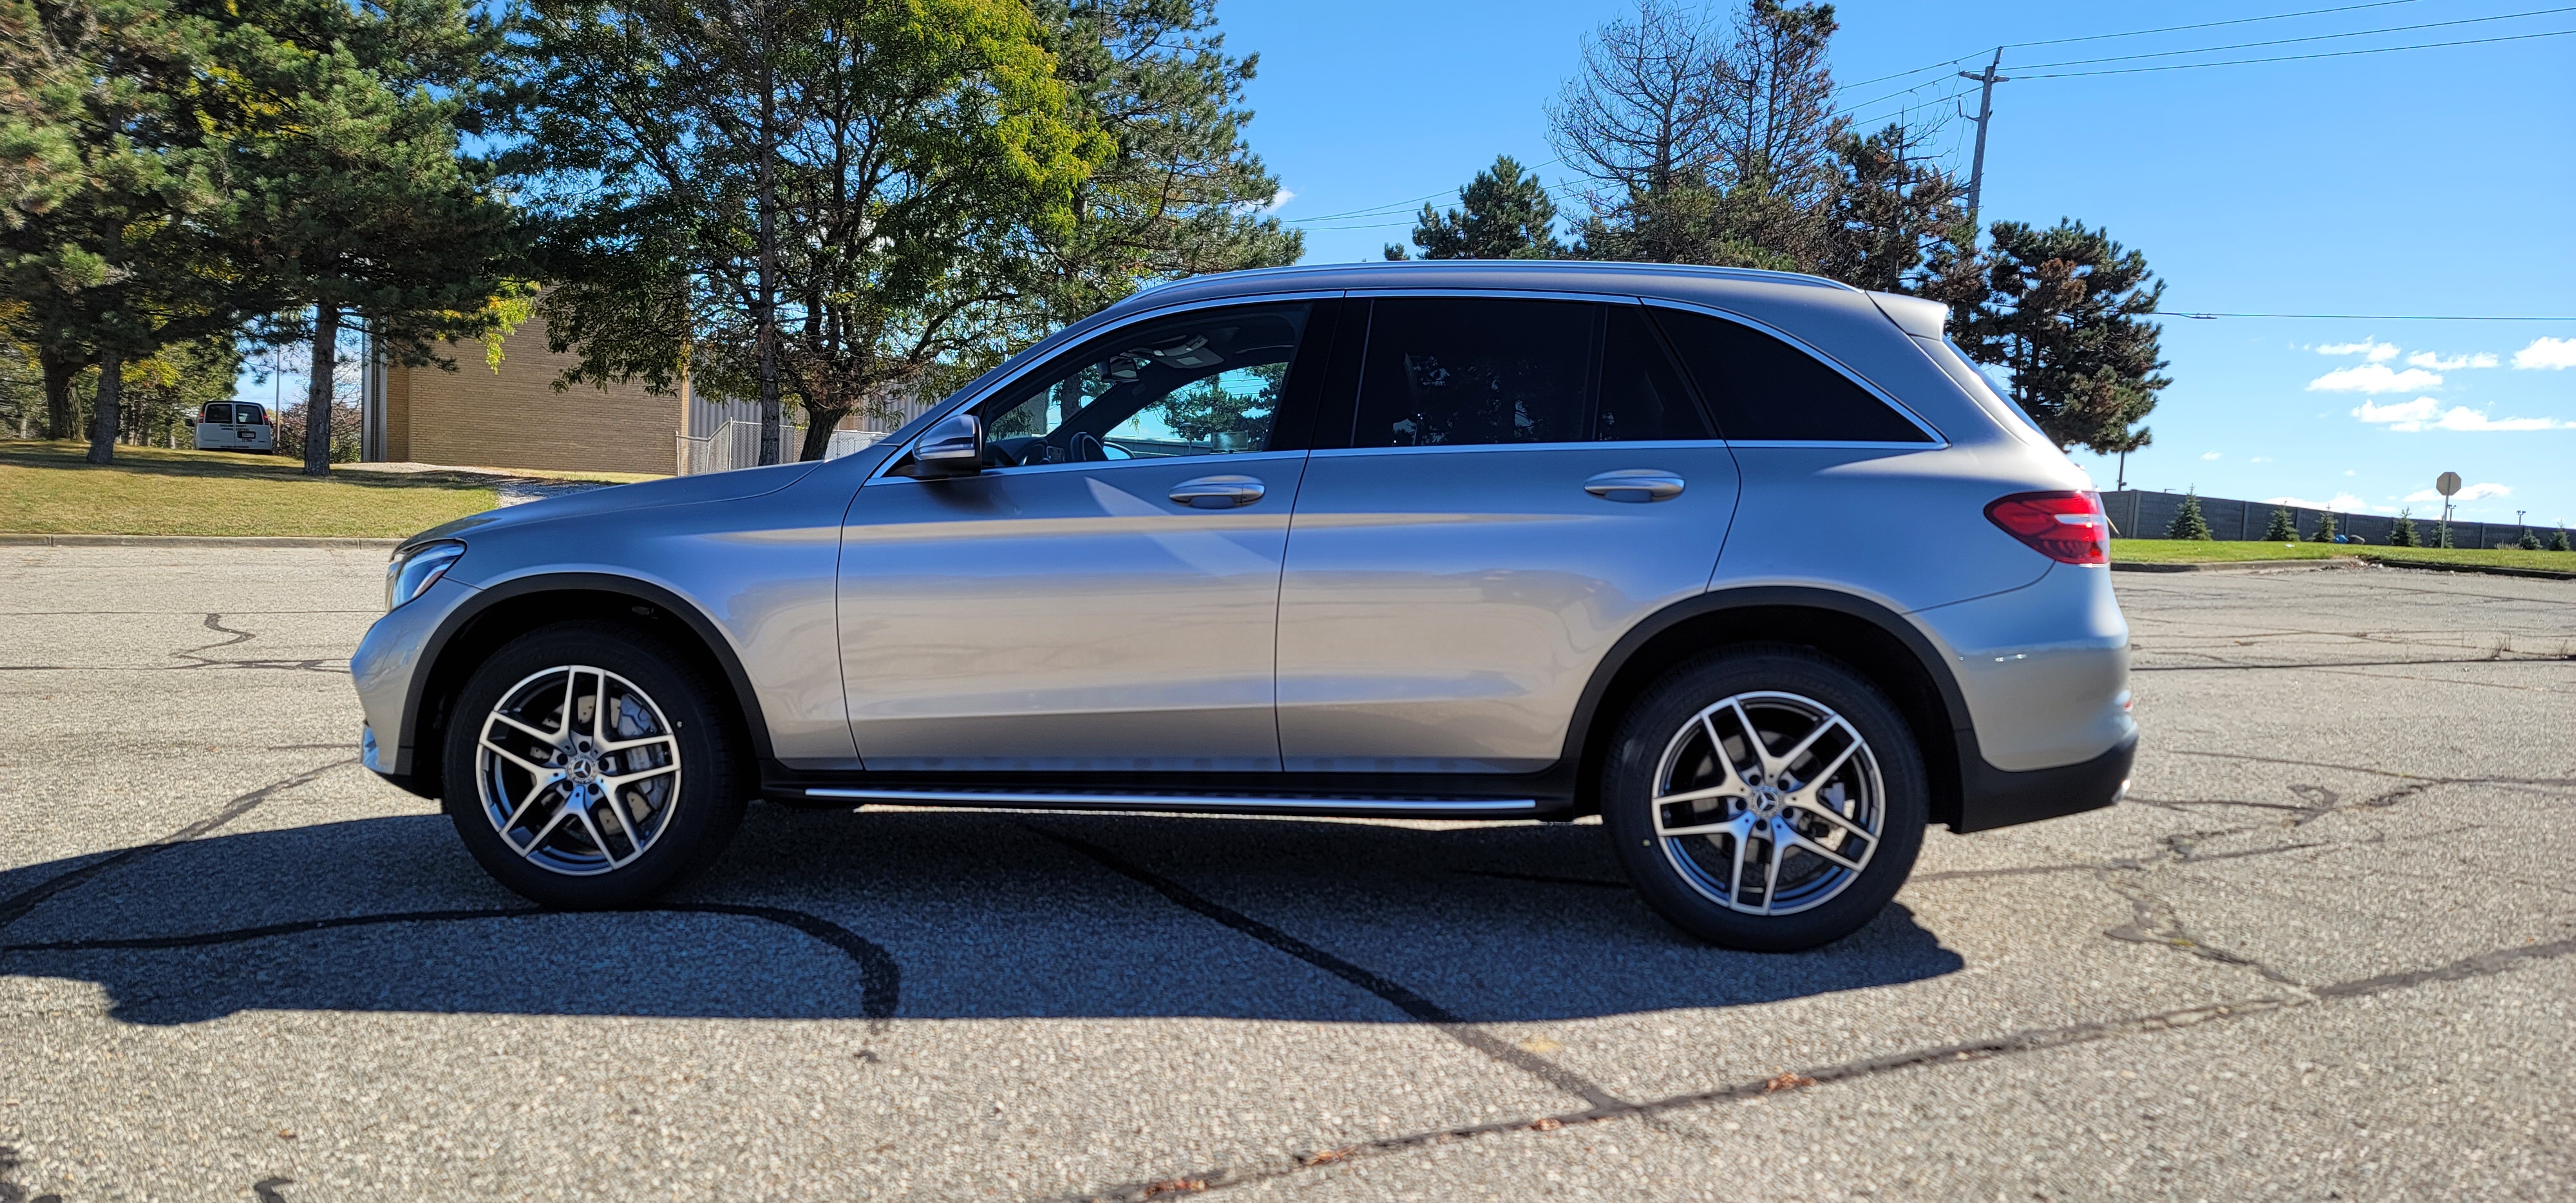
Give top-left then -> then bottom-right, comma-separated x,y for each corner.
2311,511 -> 2338,544
2167,490 -> 2212,541
2551,529 -> 2571,553
2262,508 -> 2298,542
1397,155 -> 1564,260
1953,220 -> 2170,455
2389,509 -> 2419,547
2517,530 -> 2543,551
2435,521 -> 2455,549
225,0 -> 528,475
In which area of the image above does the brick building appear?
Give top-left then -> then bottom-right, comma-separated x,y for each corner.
361,314 -> 685,476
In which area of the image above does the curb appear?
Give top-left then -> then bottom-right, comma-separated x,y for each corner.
2354,554 -> 2576,582
2112,554 -> 2576,582
0,533 -> 402,549
2110,558 -> 2358,574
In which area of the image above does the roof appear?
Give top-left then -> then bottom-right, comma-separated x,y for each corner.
1104,259 -> 1862,317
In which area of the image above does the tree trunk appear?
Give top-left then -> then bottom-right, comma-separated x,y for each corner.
305,305 -> 339,476
86,348 -> 122,464
797,406 -> 846,464
41,347 -> 77,440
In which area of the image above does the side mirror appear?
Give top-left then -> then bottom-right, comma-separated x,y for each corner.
913,412 -> 982,475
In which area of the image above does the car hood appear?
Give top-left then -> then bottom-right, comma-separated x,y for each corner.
397,461 -> 828,551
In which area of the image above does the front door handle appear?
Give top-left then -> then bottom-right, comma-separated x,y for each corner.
1584,469 -> 1686,504
1170,475 -> 1266,509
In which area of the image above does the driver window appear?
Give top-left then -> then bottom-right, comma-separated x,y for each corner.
976,304 -> 1309,469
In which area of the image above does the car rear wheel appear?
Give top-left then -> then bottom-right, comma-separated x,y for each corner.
441,621 -> 748,908
1602,645 -> 1927,951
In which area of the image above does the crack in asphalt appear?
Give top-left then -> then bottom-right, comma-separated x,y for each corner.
1041,932 -> 2576,1203
1027,822 -> 1632,1113
0,614 -> 348,675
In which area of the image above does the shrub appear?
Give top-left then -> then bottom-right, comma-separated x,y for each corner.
2390,510 -> 2419,547
2519,530 -> 2544,551
2168,491 -> 2213,540
2262,507 -> 2298,542
2311,511 -> 2338,544
2552,529 -> 2571,553
2436,522 -> 2455,549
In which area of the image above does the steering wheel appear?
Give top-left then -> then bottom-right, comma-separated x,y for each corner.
1068,431 -> 1106,463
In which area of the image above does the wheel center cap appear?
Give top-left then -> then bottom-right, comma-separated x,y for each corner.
1753,786 -> 1783,816
565,753 -> 599,784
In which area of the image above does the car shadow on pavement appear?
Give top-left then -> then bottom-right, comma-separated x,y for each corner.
0,805 -> 1962,1027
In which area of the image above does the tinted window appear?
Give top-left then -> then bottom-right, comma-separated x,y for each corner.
1596,306 -> 1714,442
1353,298 -> 1592,447
236,404 -> 265,425
201,403 -> 233,424
975,304 -> 1310,468
1651,308 -> 1933,443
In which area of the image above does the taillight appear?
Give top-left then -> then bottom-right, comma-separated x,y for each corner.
1985,490 -> 2110,565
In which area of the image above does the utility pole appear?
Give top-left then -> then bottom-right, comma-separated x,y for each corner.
1958,48 -> 2009,230
755,0 -> 782,467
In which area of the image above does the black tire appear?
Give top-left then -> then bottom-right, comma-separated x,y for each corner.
441,620 -> 750,908
1600,644 -> 1927,951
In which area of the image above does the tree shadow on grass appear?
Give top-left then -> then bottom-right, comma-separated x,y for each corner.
0,440 -> 520,492
0,805 -> 1962,1027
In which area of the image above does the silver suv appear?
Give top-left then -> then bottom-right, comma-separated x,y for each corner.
352,261 -> 2135,951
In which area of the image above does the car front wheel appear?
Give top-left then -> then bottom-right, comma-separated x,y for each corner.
441,621 -> 748,908
1602,645 -> 1927,951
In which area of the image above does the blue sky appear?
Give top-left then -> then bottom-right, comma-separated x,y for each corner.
1222,0 -> 2576,528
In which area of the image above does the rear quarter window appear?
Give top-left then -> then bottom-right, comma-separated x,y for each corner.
1650,308 -> 1933,444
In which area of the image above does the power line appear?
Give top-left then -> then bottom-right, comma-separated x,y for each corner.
2015,26 -> 2576,79
1283,156 -> 1570,225
2010,5 -> 2576,71
2159,310 -> 2576,321
1833,0 -> 2430,97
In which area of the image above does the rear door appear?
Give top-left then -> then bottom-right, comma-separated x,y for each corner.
1273,294 -> 1741,773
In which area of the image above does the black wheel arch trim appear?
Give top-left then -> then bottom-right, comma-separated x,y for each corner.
1558,585 -> 1985,827
393,572 -> 775,795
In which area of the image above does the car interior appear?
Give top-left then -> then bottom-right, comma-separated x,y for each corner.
972,307 -> 1305,469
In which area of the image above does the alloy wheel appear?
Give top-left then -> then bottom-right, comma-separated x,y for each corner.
475,665 -> 683,876
1649,690 -> 1884,915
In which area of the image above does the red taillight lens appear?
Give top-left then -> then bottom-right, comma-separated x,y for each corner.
1985,490 -> 2110,565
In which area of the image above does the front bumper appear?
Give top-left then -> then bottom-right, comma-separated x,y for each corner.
1953,728 -> 2137,833
348,574 -> 479,785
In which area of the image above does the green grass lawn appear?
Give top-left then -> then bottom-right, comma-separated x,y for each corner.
1,440 -> 506,538
2112,538 -> 2576,574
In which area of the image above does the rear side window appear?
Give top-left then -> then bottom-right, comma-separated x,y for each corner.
1651,308 -> 1933,443
1353,298 -> 1593,446
201,403 -> 233,424
236,404 -> 266,425
1596,306 -> 1713,442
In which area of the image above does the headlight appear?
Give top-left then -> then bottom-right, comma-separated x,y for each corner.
386,540 -> 466,611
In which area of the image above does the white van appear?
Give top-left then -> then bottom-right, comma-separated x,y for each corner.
194,402 -> 275,453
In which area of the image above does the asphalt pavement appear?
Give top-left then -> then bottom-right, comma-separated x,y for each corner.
1,547 -> 2570,1201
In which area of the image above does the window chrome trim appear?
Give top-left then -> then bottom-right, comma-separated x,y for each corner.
1310,438 -> 1733,459
863,446 -> 1309,488
1643,298 -> 1949,447
802,786 -> 1537,813
867,290 -> 1346,483
1340,287 -> 1649,307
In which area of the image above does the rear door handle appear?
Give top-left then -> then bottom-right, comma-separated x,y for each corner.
1584,469 -> 1685,503
1170,475 -> 1266,509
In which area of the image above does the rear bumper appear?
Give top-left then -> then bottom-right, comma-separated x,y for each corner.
1952,728 -> 2136,833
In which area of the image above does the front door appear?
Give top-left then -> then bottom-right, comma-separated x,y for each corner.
837,300 -> 1332,771
1274,296 -> 1742,773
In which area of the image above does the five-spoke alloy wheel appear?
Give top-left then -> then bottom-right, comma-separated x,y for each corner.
1605,646 -> 1927,951
442,621 -> 747,908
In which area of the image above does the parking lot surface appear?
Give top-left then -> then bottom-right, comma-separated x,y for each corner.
2,547 -> 2571,1201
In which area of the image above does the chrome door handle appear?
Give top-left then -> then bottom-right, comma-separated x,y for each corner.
1584,469 -> 1686,503
1170,475 -> 1266,509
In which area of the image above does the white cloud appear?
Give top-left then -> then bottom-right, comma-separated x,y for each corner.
2406,351 -> 2497,370
2309,364 -> 2443,393
2264,492 -> 2370,511
2316,339 -> 2399,362
2514,336 -> 2576,370
2200,451 -> 2222,460
2403,482 -> 2511,503
2249,456 -> 2272,463
2353,397 -> 2571,432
